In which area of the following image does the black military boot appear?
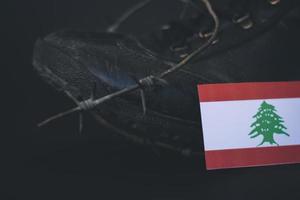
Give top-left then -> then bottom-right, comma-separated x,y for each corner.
33,0 -> 300,155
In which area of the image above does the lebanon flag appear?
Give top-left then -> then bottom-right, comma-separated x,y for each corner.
198,81 -> 300,170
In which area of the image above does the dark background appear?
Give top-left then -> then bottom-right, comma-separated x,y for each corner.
3,0 -> 300,199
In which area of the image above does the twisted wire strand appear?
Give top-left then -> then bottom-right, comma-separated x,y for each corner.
106,0 -> 152,33
106,0 -> 205,33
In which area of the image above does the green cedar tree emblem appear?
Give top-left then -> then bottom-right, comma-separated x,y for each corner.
249,101 -> 289,146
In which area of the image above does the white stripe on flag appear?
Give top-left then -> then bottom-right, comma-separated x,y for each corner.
200,98 -> 300,151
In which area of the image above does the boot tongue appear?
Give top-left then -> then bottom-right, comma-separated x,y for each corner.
139,0 -> 256,61
139,12 -> 213,62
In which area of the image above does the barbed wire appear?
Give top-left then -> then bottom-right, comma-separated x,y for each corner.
38,0 -> 219,155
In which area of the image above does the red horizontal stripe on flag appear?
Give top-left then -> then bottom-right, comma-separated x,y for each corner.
205,145 -> 300,170
198,81 -> 300,102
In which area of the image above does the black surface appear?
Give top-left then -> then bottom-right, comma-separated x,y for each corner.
3,0 -> 300,199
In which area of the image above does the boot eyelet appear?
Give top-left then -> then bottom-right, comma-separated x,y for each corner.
199,31 -> 213,39
232,14 -> 254,30
269,0 -> 280,5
